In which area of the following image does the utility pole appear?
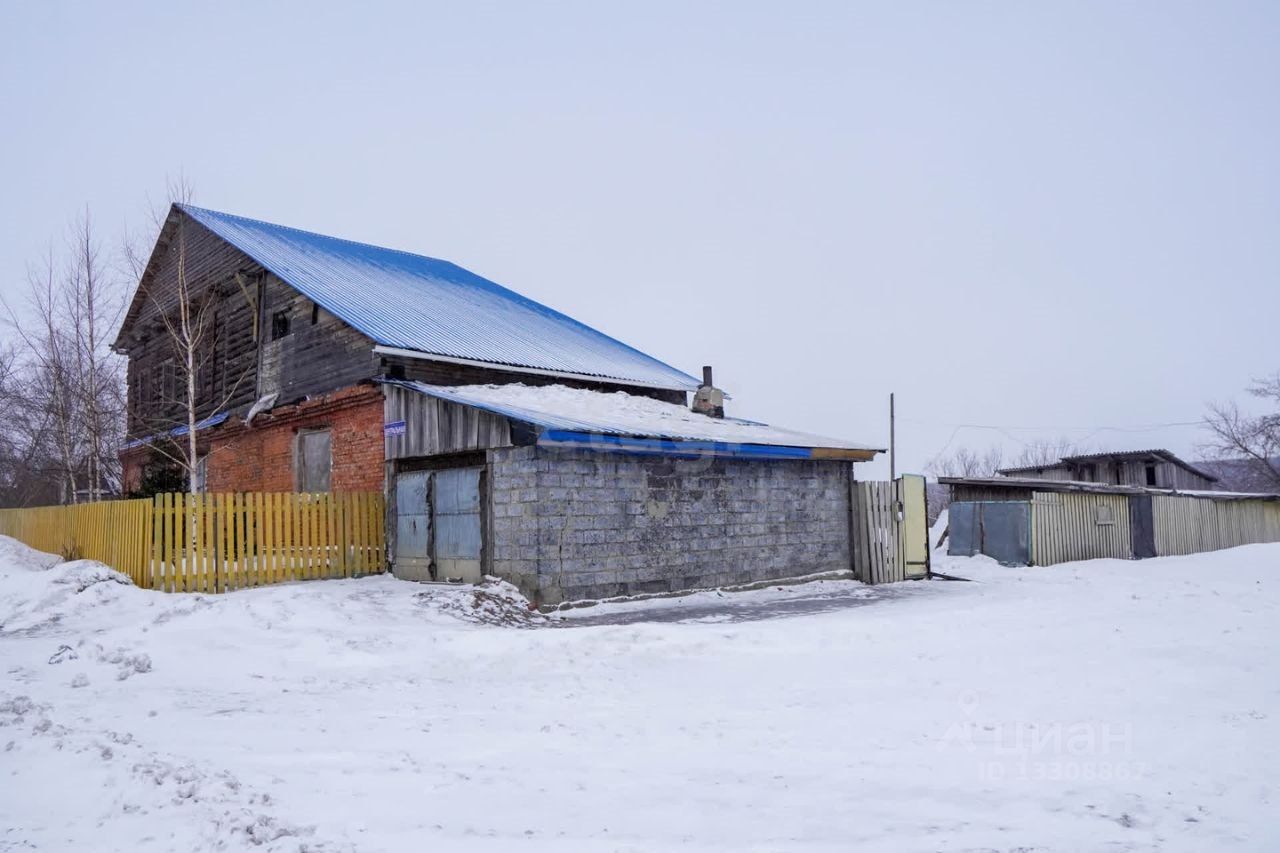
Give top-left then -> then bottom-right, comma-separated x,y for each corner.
889,392 -> 896,482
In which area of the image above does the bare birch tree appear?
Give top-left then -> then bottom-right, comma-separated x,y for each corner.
119,177 -> 253,494
927,438 -> 1083,480
4,249 -> 83,502
926,444 -> 1006,479
65,210 -> 125,500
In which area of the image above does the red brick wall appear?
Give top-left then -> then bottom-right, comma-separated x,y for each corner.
206,384 -> 384,493
120,447 -> 147,495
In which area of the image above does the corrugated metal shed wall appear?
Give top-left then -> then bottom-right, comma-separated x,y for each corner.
1153,495 -> 1280,556
1031,491 -> 1133,566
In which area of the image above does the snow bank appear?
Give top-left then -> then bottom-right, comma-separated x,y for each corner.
0,534 -> 62,572
2,534 -> 1278,851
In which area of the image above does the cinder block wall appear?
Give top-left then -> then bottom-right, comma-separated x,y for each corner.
489,446 -> 853,605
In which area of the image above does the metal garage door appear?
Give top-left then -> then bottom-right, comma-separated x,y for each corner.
394,466 -> 484,583
394,470 -> 432,581
431,467 -> 483,583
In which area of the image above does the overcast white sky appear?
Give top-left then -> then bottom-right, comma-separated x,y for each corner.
2,1 -> 1276,478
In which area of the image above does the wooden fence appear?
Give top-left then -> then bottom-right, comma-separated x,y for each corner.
0,498 -> 153,578
851,476 -> 930,584
0,492 -> 385,593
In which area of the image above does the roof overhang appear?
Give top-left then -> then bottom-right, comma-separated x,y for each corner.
538,430 -> 879,461
383,379 -> 882,461
374,345 -> 700,393
939,476 -> 1278,501
120,411 -> 230,451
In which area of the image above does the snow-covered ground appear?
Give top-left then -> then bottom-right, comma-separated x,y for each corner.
2,535 -> 1278,852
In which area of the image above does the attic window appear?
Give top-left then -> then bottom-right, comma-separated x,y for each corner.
271,311 -> 290,340
311,303 -> 320,325
1145,464 -> 1158,487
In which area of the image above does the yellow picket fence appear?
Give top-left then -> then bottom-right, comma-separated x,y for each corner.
0,499 -> 153,580
0,492 -> 385,593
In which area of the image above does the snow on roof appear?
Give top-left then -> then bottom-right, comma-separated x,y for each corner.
939,476 -> 1280,501
176,206 -> 702,392
391,381 -> 882,453
1000,449 -> 1219,482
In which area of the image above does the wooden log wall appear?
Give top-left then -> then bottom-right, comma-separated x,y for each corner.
122,217 -> 264,435
121,215 -> 381,440
257,275 -> 379,404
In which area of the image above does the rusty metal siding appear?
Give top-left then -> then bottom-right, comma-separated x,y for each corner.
1031,491 -> 1133,566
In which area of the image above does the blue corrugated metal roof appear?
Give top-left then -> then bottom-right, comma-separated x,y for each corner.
179,205 -> 701,392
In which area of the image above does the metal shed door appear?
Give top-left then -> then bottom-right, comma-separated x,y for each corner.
394,471 -> 431,582
1129,494 -> 1156,559
432,467 -> 483,583
947,501 -> 1031,566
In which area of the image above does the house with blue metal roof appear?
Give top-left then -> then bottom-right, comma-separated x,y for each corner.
115,203 -> 881,604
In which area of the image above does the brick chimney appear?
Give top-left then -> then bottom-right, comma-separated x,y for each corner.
691,365 -> 724,418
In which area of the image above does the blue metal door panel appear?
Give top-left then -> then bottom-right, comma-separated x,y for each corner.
394,470 -> 431,581
432,467 -> 483,583
948,502 -> 979,556
980,502 -> 1030,566
947,501 -> 1030,566
435,513 -> 482,558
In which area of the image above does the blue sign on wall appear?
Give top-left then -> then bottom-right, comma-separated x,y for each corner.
383,420 -> 407,436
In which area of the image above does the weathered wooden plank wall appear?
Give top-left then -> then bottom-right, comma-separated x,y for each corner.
257,275 -> 378,403
383,386 -> 514,460
1031,491 -> 1133,566
121,215 -> 381,441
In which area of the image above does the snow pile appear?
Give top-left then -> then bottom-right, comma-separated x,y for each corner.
0,556 -> 135,638
0,534 -> 62,571
414,575 -> 547,627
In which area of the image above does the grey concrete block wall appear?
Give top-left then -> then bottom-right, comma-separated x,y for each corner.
488,445 -> 853,605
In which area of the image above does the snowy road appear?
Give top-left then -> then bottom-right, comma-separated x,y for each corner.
2,536 -> 1278,852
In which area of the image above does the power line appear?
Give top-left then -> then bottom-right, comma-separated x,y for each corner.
899,418 -> 1207,433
